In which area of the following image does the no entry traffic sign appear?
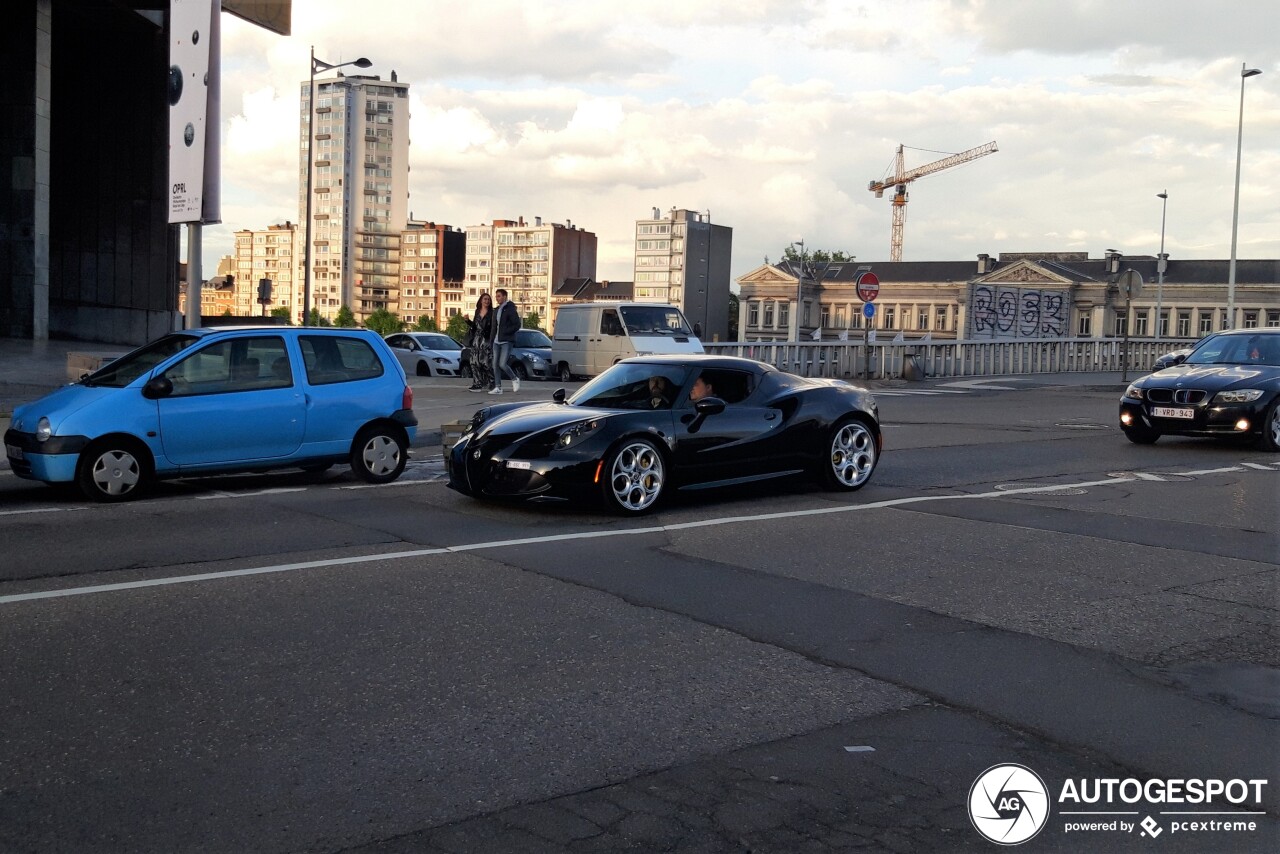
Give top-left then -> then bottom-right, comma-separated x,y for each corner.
856,271 -> 880,302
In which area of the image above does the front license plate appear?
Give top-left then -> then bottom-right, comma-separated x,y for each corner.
506,460 -> 532,470
5,443 -> 23,460
1151,406 -> 1195,420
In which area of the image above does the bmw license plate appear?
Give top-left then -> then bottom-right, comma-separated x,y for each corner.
506,460 -> 532,470
1151,406 -> 1194,420
5,443 -> 23,460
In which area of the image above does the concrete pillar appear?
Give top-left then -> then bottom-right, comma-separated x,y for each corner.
33,0 -> 51,340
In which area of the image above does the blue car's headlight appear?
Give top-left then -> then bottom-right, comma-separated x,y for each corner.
557,419 -> 601,449
1213,389 -> 1263,404
1124,384 -> 1144,400
36,417 -> 52,442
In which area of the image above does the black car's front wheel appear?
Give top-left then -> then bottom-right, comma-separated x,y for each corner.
822,418 -> 877,491
1259,402 -> 1280,452
602,439 -> 666,514
1123,425 -> 1160,445
350,425 -> 408,484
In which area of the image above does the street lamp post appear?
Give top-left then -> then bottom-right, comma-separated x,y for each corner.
1156,191 -> 1168,341
1227,63 -> 1262,331
791,239 -> 806,341
303,47 -> 371,326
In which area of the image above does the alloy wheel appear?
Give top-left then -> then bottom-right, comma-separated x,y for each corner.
610,441 -> 664,512
830,421 -> 875,488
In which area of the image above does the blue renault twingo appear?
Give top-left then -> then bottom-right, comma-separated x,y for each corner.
4,327 -> 417,501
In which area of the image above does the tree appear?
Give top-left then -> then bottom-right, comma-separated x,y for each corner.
269,307 -> 292,323
363,308 -> 403,336
727,292 -> 739,341
412,315 -> 439,332
445,313 -> 471,342
522,311 -> 543,330
221,308 -> 233,317
781,247 -> 855,263
306,308 -> 331,327
333,305 -> 357,328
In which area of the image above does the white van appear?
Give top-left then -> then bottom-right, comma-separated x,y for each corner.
551,302 -> 704,381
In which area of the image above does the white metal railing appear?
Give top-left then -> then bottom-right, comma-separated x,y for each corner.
701,337 -> 1197,380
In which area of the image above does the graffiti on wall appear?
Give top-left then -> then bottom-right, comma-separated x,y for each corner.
968,284 -> 1070,339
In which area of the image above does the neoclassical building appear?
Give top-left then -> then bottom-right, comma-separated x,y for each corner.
735,252 -> 1280,342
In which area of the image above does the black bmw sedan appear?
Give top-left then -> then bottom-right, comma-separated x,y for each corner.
447,355 -> 882,514
1119,329 -> 1280,450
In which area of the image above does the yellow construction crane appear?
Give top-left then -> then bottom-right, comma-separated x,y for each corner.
868,141 -> 998,261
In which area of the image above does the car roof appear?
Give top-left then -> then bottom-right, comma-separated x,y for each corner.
179,326 -> 377,338
622,354 -> 776,374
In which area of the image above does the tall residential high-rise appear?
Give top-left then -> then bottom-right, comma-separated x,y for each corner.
232,222 -> 298,316
462,217 -> 597,328
399,220 -> 465,328
298,71 -> 409,324
633,208 -> 733,341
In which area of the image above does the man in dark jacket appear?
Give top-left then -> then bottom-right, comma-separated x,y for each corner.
489,288 -> 522,394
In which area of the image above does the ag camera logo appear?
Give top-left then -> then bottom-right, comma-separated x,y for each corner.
969,764 -> 1050,845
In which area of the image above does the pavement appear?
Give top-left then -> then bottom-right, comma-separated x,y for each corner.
0,335 -> 1131,442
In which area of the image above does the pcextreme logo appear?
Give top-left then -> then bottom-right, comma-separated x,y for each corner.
968,764 -> 1270,845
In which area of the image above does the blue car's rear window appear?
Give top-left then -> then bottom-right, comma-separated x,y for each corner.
300,335 -> 386,385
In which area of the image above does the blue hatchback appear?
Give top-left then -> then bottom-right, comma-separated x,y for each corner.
4,327 -> 417,501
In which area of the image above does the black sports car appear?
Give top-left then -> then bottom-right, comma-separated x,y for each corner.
447,355 -> 882,514
1119,329 -> 1280,450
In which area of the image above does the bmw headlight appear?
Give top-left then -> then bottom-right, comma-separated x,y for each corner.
557,419 -> 601,449
1123,384 -> 1144,400
1213,389 -> 1264,404
36,417 -> 52,442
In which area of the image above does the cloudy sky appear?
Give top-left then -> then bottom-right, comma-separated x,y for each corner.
208,0 -> 1278,281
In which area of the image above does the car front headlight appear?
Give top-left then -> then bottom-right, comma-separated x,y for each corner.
1213,389 -> 1264,404
1123,384 -> 1144,400
35,417 -> 52,442
528,354 -> 545,363
557,419 -> 602,449
432,357 -> 449,364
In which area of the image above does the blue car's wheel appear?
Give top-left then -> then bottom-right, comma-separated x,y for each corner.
602,439 -> 665,515
823,418 -> 877,491
350,425 -> 407,484
77,438 -> 152,502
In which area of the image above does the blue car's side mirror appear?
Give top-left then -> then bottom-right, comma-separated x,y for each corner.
142,376 -> 173,399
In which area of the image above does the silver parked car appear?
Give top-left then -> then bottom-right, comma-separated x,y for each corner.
385,332 -> 464,377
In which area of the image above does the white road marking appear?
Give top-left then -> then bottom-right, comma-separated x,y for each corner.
0,507 -> 85,517
1132,472 -> 1166,481
1,464 -> 1273,607
939,379 -> 1024,390
195,487 -> 308,500
844,746 -> 876,753
1241,462 -> 1275,470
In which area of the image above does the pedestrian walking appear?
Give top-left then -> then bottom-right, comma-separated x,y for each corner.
467,293 -> 495,392
489,289 -> 521,394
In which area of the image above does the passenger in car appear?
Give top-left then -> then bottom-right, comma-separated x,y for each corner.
689,375 -> 715,403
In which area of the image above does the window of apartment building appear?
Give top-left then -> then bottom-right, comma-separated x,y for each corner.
1220,310 -> 1229,330
883,307 -> 896,329
1114,311 -> 1127,336
1077,313 -> 1092,337
1199,311 -> 1213,334
779,303 -> 790,328
835,306 -> 846,328
763,302 -> 775,327
820,306 -> 830,328
1268,310 -> 1280,328
1134,310 -> 1149,336
1176,311 -> 1191,337
935,306 -> 948,331
748,302 -> 760,327
1243,310 -> 1259,328
917,307 -> 929,330
1157,311 -> 1169,337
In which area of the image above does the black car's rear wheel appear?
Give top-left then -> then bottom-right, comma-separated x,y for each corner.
822,418 -> 877,491
1123,425 -> 1160,445
1259,402 -> 1280,452
602,439 -> 665,514
350,425 -> 407,484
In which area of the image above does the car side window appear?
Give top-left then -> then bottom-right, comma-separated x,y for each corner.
387,335 -> 410,350
300,335 -> 386,385
600,310 -> 624,336
162,336 -> 291,396
693,369 -> 754,405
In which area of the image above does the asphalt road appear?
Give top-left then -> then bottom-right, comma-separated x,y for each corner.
0,379 -> 1277,853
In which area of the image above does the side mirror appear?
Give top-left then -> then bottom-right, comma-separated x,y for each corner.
1171,354 -> 1187,366
695,396 -> 726,416
552,388 -> 567,404
142,376 -> 173,399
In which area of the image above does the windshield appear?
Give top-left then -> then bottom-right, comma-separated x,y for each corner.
1185,333 -> 1280,367
516,329 -> 552,348
619,305 -> 692,336
81,334 -> 199,387
415,334 -> 461,351
569,363 -> 691,410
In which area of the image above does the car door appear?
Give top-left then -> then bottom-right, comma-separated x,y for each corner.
385,334 -> 418,373
592,309 -> 630,375
671,369 -> 780,485
156,335 -> 306,466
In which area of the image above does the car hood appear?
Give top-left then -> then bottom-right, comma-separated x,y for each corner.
1143,364 -> 1280,388
10,383 -> 121,431
477,402 -> 618,440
